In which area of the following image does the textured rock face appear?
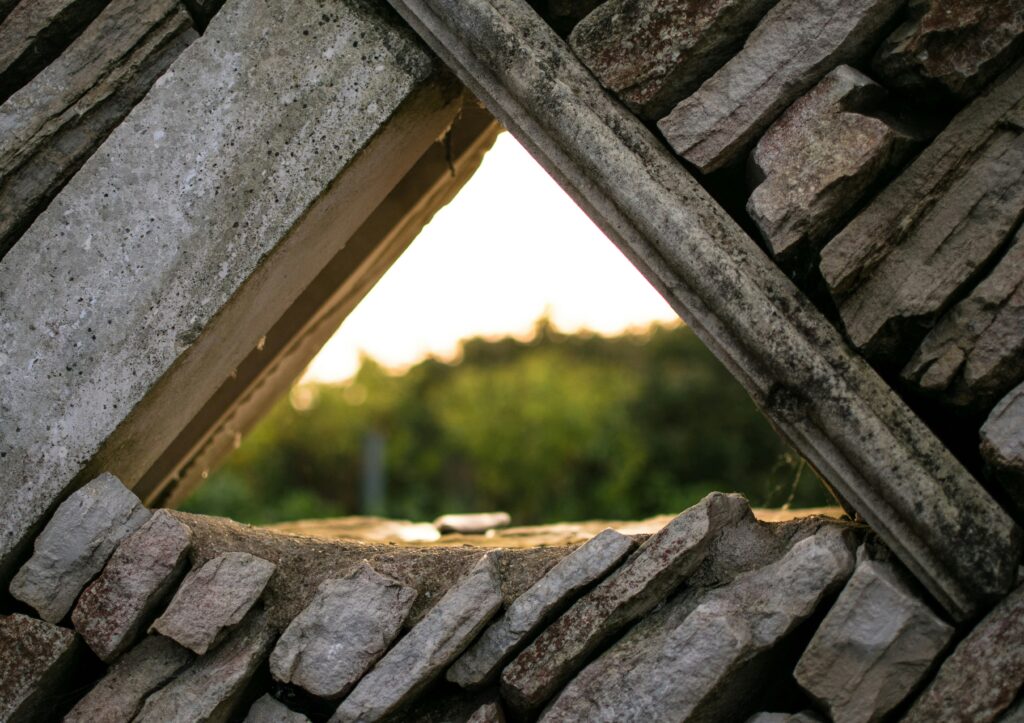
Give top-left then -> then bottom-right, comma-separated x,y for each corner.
9,473 -> 150,623
270,562 -> 417,699
904,582 -> 1024,722
245,694 -> 310,723
501,493 -> 750,711
874,0 -> 1024,100
541,525 -> 856,722
468,701 -> 507,723
748,65 -> 917,269
657,0 -> 902,173
981,382 -> 1024,516
0,613 -> 79,723
64,635 -> 193,723
569,0 -> 778,120
330,553 -> 504,722
449,528 -> 635,688
72,509 -> 191,661
151,551 -> 275,655
794,556 -> 953,723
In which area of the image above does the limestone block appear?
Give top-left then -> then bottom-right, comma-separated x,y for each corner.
820,60 -> 1024,362
244,695 -> 310,723
434,512 -> 511,534
270,562 -> 417,699
657,0 -> 902,173
448,528 -> 634,688
500,493 -> 750,711
72,509 -> 191,661
330,553 -> 503,722
151,551 -> 275,655
0,613 -> 79,723
981,382 -> 1024,517
64,635 -> 193,723
793,556 -> 953,723
748,66 -> 918,269
569,0 -> 778,120
9,472 -> 150,623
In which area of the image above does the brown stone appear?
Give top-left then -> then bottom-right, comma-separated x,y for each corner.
981,381 -> 1024,517
0,613 -> 79,723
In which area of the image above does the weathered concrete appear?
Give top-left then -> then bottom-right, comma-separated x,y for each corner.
270,562 -> 417,699
9,473 -> 150,623
449,528 -> 634,688
569,0 -> 778,120
64,635 -> 193,723
435,512 -> 511,534
874,0 -> 1024,100
72,509 -> 191,661
747,65 -> 918,269
245,695 -> 310,723
540,525 -> 856,722
657,0 -> 902,172
821,60 -> 1024,362
151,551 -> 275,655
330,553 -> 503,722
0,613 -> 79,723
794,555 -> 953,723
981,381 -> 1024,518
501,493 -> 750,711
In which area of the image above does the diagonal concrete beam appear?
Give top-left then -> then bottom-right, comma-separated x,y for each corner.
383,0 -> 1021,620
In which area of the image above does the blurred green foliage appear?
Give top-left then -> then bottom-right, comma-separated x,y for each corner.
181,320 -> 833,525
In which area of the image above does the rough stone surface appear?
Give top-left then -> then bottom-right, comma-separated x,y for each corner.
794,555 -> 953,723
9,472 -> 150,623
330,553 -> 504,722
874,0 -> 1024,101
72,509 -> 191,661
657,0 -> 902,173
569,0 -> 778,120
244,694 -> 310,723
820,60 -> 1024,362
500,493 -> 750,710
903,228 -> 1024,411
135,609 -> 277,723
435,512 -> 511,534
449,528 -> 635,688
270,561 -> 417,699
0,613 -> 79,723
541,525 -> 856,722
904,581 -> 1024,722
748,65 -> 918,269
64,635 -> 193,723
747,714 -> 823,723
468,701 -> 507,723
981,381 -> 1024,518
151,551 -> 275,655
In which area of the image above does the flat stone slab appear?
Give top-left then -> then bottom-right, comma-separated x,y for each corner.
501,493 -> 750,711
448,528 -> 635,688
657,0 -> 902,172
569,0 -> 778,120
270,561 -> 417,699
72,509 -> 192,661
64,635 -> 193,723
245,695 -> 310,723
0,613 -> 79,723
151,551 -> 274,654
794,555 -> 953,723
330,553 -> 503,722
9,472 -> 150,622
981,381 -> 1024,515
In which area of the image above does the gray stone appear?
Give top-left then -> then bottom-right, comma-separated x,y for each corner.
448,528 -> 635,688
330,553 -> 504,722
9,472 -> 150,623
748,65 -> 918,269
64,635 -> 193,723
500,493 -> 750,711
568,0 -> 778,120
72,509 -> 191,661
903,228 -> 1024,411
746,714 -> 823,723
874,0 -> 1024,101
270,562 -> 417,699
820,60 -> 1024,362
981,382 -> 1024,521
244,695 -> 310,723
151,551 -> 275,655
0,0 -> 196,259
134,609 -> 277,723
794,556 -> 953,723
904,581 -> 1024,723
657,0 -> 902,173
0,613 -> 79,723
540,525 -> 856,722
468,701 -> 506,723
434,512 -> 511,534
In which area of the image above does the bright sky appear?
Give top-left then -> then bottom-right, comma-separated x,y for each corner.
301,132 -> 679,384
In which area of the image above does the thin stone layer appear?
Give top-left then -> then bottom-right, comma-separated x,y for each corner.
0,613 -> 79,723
